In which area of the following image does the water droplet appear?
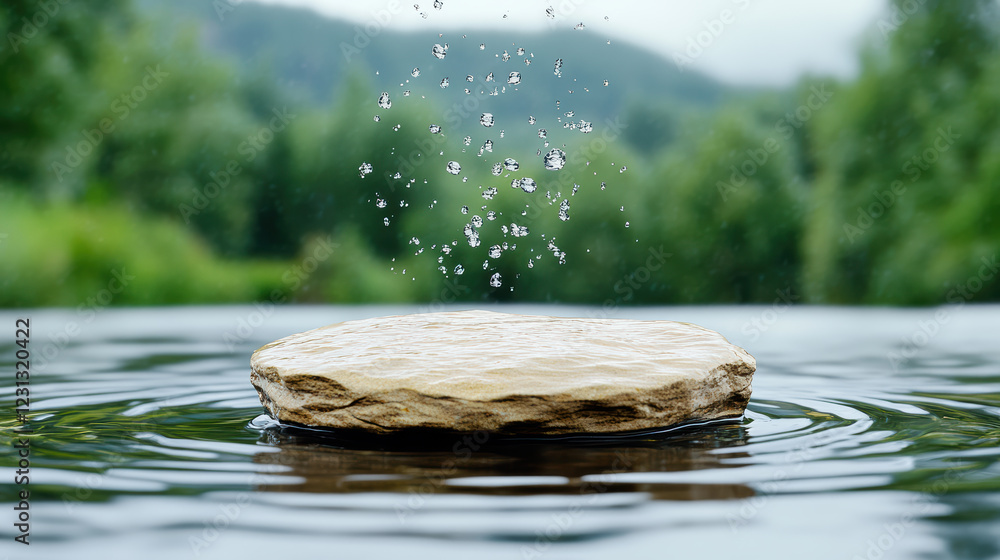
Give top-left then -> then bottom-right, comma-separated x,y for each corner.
527,259 -> 534,268
461,205 -> 469,214
603,79 -> 609,87
512,177 -> 537,193
574,22 -> 586,30
411,67 -> 421,77
507,71 -> 521,85
373,115 -> 381,122
554,58 -> 563,77
376,198 -> 387,208
510,223 -> 530,237
377,92 -> 392,109
466,75 -> 475,83
579,120 -> 593,133
479,43 -> 485,50
480,113 -> 495,127
410,237 -> 421,246
432,43 -> 448,59
489,273 -> 502,288
491,163 -> 502,176
463,224 -> 481,247
403,90 -> 411,97
429,124 -> 442,134
528,116 -> 536,125
454,264 -> 464,275
463,136 -> 472,146
620,166 -> 627,173
485,72 -> 494,82
504,158 -> 519,171
434,0 -> 443,9
544,148 -> 566,170
558,199 -> 570,221
383,217 -> 390,226
471,215 -> 484,227
572,183 -> 580,195
487,211 -> 496,220
620,205 -> 624,211
446,161 -> 462,175
359,162 -> 373,177
538,129 -> 547,139
482,139 -> 494,152
502,50 -> 511,62
488,245 -> 502,259
393,172 -> 402,180
441,245 -> 452,255
517,47 -> 525,56
440,77 -> 450,88
625,221 -> 630,228
601,181 -> 606,190
545,6 -> 555,18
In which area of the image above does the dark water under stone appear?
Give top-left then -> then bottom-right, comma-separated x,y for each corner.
1,305 -> 999,559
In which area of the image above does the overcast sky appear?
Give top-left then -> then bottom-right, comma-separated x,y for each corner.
251,0 -> 889,86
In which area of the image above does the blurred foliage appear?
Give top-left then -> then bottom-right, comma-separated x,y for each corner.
1,0 -> 998,307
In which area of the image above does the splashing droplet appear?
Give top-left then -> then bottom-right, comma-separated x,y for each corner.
488,245 -> 502,259
359,162 -> 373,177
511,223 -> 530,237
373,115 -> 381,122
512,177 -> 537,193
411,67 -> 421,77
543,148 -> 566,170
574,22 -> 586,30
446,161 -> 462,175
507,71 -> 521,85
440,77 -> 450,88
429,124 -> 442,134
553,58 -> 563,77
432,43 -> 448,59
504,158 -> 519,171
528,116 -> 536,125
489,273 -> 502,288
377,92 -> 392,109
454,264 -> 464,275
558,199 -> 570,221
463,136 -> 472,146
491,163 -> 503,176
480,113 -> 495,127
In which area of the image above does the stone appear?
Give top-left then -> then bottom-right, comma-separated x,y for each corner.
250,310 -> 755,435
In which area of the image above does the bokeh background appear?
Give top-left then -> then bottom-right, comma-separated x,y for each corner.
2,0 -> 998,307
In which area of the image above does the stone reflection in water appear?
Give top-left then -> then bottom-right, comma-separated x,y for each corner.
251,420 -> 754,502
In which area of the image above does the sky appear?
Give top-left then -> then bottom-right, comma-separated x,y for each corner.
251,0 -> 890,86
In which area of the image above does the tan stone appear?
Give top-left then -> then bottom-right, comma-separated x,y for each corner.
250,310 -> 755,435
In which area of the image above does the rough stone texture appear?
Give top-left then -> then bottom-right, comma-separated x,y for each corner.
250,310 -> 755,435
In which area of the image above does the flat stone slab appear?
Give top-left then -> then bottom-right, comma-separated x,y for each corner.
250,310 -> 755,435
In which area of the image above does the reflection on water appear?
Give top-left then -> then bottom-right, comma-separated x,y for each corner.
1,305 -> 998,560
252,417 -> 753,501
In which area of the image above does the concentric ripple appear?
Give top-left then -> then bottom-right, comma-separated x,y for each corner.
1,306 -> 998,559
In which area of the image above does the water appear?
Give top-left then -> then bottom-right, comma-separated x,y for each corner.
2,305 -> 999,559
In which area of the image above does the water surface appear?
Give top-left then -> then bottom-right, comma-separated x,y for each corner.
2,305 -> 998,559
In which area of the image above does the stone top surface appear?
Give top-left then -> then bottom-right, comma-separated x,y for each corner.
251,310 -> 755,402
